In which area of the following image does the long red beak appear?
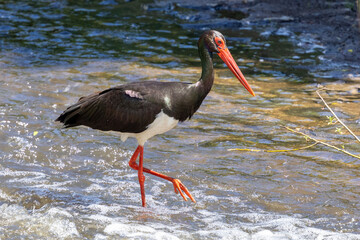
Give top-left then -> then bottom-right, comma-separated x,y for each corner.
217,48 -> 255,96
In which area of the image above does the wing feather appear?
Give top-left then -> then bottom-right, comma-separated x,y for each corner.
56,88 -> 162,133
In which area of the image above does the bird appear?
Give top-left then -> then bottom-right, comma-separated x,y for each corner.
56,30 -> 255,207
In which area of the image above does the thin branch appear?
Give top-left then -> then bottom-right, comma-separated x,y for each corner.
228,142 -> 318,152
316,90 -> 360,144
284,126 -> 360,160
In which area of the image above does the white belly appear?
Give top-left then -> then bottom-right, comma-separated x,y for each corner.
120,110 -> 179,146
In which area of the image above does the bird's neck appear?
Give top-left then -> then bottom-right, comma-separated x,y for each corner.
198,45 -> 214,95
164,44 -> 215,122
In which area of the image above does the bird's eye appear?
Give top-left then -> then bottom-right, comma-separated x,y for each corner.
214,37 -> 224,50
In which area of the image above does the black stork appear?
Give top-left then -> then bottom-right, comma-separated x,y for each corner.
56,30 -> 255,207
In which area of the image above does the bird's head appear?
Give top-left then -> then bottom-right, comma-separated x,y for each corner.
199,30 -> 255,96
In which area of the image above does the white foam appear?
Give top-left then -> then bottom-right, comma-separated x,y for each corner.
196,228 -> 250,239
0,204 -> 80,239
104,222 -> 180,240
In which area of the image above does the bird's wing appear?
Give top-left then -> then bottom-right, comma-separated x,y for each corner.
56,87 -> 162,133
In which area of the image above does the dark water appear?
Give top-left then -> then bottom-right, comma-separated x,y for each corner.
1,0 -> 360,239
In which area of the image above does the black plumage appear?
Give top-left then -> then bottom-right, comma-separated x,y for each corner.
56,80 -> 207,133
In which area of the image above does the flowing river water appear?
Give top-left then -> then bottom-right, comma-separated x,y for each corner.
1,1 -> 360,239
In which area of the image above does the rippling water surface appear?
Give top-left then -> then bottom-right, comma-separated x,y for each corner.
1,0 -> 360,239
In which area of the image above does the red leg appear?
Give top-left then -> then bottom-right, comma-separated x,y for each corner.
143,168 -> 196,203
128,145 -> 146,207
128,145 -> 196,204
138,146 -> 146,207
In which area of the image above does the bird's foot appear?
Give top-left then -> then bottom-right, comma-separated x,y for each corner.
171,179 -> 196,203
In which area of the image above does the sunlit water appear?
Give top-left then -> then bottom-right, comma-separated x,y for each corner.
1,1 -> 360,239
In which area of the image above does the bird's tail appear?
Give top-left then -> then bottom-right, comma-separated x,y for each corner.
55,93 -> 99,128
55,103 -> 82,128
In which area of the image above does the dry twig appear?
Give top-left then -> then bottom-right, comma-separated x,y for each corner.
228,142 -> 318,152
229,91 -> 360,161
284,126 -> 360,160
316,90 -> 360,144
